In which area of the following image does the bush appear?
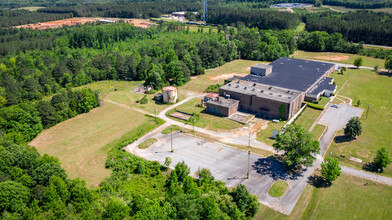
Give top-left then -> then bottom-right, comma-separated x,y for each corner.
136,95 -> 148,104
204,84 -> 222,93
306,102 -> 324,110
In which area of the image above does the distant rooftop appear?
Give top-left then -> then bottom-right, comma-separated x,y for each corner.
242,57 -> 335,92
206,97 -> 239,108
221,80 -> 302,103
307,77 -> 336,96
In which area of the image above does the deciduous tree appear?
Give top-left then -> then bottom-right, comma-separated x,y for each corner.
321,156 -> 341,182
344,116 -> 362,140
273,124 -> 320,169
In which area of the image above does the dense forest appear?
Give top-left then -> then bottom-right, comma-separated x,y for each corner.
2,0 -> 392,9
0,9 -> 73,28
0,120 -> 259,219
0,21 -> 262,219
304,11 -> 392,46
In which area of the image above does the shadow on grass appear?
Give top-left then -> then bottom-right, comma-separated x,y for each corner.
252,156 -> 306,181
377,71 -> 392,77
334,135 -> 353,144
362,162 -> 383,173
307,175 -> 332,188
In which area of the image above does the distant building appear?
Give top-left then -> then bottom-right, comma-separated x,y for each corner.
207,57 -> 336,120
171,12 -> 186,17
99,19 -> 116,23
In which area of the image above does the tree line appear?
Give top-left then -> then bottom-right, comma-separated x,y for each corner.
0,88 -> 99,144
0,8 -> 73,28
0,22 -> 296,107
303,11 -> 392,46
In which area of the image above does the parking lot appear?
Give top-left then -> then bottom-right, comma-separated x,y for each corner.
128,132 -> 315,215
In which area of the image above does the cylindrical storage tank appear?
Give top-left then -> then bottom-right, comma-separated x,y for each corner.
162,86 -> 178,104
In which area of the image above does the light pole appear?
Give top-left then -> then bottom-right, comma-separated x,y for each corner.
247,126 -> 251,179
170,125 -> 173,152
376,168 -> 381,183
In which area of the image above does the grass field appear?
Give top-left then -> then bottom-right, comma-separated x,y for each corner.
293,50 -> 386,68
18,6 -> 45,11
30,81 -> 150,188
294,107 -> 323,131
181,59 -> 261,93
138,138 -> 158,149
268,180 -> 289,197
168,98 -> 243,132
327,68 -> 392,177
256,120 -> 285,146
257,174 -> 392,219
311,124 -> 326,140
325,5 -> 392,14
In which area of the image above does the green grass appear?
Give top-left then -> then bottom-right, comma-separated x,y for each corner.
257,120 -> 285,145
161,125 -> 181,134
29,81 -> 151,188
18,6 -> 45,11
293,50 -> 386,68
311,124 -> 326,141
327,68 -> 392,177
181,59 -> 261,93
256,174 -> 392,219
295,22 -> 306,33
294,107 -> 322,131
268,180 -> 289,197
138,138 -> 158,149
168,98 -> 243,132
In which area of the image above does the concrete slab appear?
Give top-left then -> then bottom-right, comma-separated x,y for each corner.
127,133 -> 311,215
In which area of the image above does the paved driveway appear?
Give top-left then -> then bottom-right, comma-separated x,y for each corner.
125,103 -> 365,215
128,132 -> 313,215
318,104 -> 363,155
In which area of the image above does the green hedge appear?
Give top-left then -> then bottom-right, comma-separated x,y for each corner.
306,102 -> 324,110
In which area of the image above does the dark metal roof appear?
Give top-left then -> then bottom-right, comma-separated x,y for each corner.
307,77 -> 336,95
241,57 -> 335,92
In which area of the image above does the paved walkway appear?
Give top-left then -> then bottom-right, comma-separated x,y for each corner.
341,166 -> 392,186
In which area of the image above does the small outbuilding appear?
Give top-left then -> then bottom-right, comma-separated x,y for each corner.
206,96 -> 239,117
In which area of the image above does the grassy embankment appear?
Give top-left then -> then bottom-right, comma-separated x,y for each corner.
257,173 -> 392,219
293,50 -> 386,68
327,68 -> 392,177
30,81 -> 152,188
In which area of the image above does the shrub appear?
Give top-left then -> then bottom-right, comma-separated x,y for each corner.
306,102 -> 324,110
136,95 -> 148,104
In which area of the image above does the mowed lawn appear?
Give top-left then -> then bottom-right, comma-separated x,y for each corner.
327,68 -> 392,176
257,174 -> 392,219
168,98 -> 243,132
293,50 -> 386,68
30,82 -> 148,188
181,59 -> 261,93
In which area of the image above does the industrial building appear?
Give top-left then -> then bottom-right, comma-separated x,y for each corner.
206,57 -> 336,119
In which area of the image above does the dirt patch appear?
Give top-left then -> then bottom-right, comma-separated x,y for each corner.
314,55 -> 349,61
14,18 -> 102,30
128,19 -> 157,28
208,73 -> 247,81
14,18 -> 156,30
170,111 -> 192,121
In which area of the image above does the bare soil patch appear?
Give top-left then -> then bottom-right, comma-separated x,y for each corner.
208,73 -> 247,81
14,18 -> 156,30
314,55 -> 349,61
128,19 -> 157,28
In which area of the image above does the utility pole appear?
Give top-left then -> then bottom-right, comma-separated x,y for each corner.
155,108 -> 157,123
366,104 -> 370,119
170,125 -> 173,152
247,128 -> 251,179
